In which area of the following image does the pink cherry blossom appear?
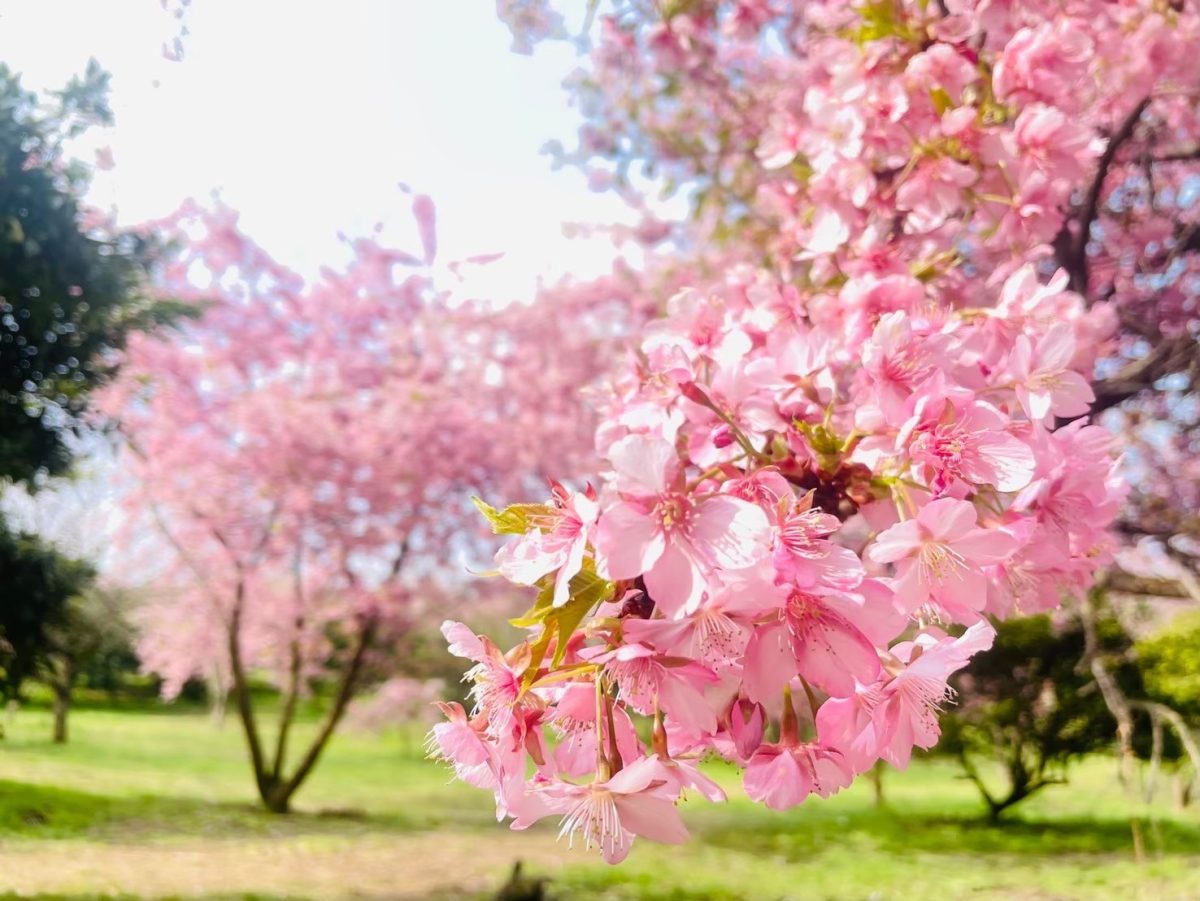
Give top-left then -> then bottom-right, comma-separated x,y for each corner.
743,740 -> 854,810
519,756 -> 690,864
1009,325 -> 1096,422
742,589 -> 881,701
440,0 -> 1162,861
496,483 -> 599,607
868,498 -> 1017,617
594,434 -> 770,616
906,401 -> 1036,493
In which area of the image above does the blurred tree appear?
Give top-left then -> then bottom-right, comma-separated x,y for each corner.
1138,611 -> 1200,717
0,59 -> 183,743
0,60 -> 175,484
0,518 -> 93,708
945,613 -> 1135,820
1133,610 -> 1200,805
102,200 -> 620,813
41,586 -> 137,743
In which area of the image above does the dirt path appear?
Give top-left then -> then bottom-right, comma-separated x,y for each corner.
0,830 -> 579,898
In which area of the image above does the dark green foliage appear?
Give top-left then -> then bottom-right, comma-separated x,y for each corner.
0,518 -> 94,701
943,611 -> 1137,819
0,60 -> 179,483
42,586 -> 140,741
1130,611 -> 1200,782
46,587 -> 138,693
1136,610 -> 1200,720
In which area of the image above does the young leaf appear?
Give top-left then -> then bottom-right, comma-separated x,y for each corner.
472,497 -> 555,535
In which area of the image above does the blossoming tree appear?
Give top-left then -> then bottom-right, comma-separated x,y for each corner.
100,198 -> 621,812
428,0 -> 1199,861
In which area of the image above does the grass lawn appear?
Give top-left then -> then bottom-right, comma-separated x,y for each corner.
0,704 -> 1196,899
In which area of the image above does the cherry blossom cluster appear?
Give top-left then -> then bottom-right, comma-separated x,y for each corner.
433,261 -> 1124,861
499,0 -> 1200,566
426,0 -> 1171,863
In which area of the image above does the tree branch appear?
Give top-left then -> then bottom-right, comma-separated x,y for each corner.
1087,333 -> 1198,415
274,614 -> 378,809
1062,97 -> 1151,294
227,574 -> 270,800
270,543 -> 308,784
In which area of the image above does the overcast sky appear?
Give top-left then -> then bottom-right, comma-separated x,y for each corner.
0,0 -> 629,299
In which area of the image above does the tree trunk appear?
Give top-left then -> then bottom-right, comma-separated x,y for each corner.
259,616 -> 378,814
226,580 -> 377,814
209,671 -> 228,727
1175,771 -> 1194,809
52,684 -> 70,744
870,760 -> 886,808
51,658 -> 76,744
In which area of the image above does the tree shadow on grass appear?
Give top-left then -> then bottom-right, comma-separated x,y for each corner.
695,803 -> 1200,859
0,779 -> 495,844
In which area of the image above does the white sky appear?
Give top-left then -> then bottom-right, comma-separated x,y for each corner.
0,0 -> 631,299
0,1 -> 643,568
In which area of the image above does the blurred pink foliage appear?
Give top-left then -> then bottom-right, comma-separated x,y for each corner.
348,676 -> 445,733
97,196 -> 630,804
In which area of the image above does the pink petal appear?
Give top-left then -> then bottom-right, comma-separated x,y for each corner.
431,721 -> 489,767
741,622 -> 796,705
441,620 -> 486,661
595,502 -> 666,580
867,519 -> 922,564
613,794 -> 689,847
890,560 -> 931,612
609,434 -> 676,496
793,613 -> 881,698
808,748 -> 854,797
1049,370 -> 1095,417
552,536 -> 587,607
744,747 -> 810,810
412,194 -> 437,264
644,540 -> 703,618
951,527 -> 1019,564
919,497 -> 977,541
659,671 -> 719,735
1023,385 -> 1053,421
690,495 -> 770,570
1036,324 -> 1076,371
604,755 -> 661,795
966,431 -> 1035,492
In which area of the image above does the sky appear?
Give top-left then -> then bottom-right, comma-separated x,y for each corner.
0,0 -> 636,565
0,0 -> 630,300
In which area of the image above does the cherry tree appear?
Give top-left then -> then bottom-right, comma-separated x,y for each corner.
99,197 -> 620,812
427,0 -> 1199,861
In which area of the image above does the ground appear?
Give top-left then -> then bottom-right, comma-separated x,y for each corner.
0,705 -> 1196,900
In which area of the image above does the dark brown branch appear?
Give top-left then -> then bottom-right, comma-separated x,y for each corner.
1087,333 -> 1198,416
270,543 -> 309,784
1131,700 -> 1200,780
1062,97 -> 1151,294
227,574 -> 270,801
1148,148 -> 1200,163
1079,591 -> 1135,782
272,614 -> 378,809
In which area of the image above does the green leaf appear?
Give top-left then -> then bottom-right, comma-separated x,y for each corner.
471,496 -> 555,535
510,564 -> 614,691
929,87 -> 953,116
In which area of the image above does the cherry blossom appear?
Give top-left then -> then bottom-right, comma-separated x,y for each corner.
433,0 -> 1198,862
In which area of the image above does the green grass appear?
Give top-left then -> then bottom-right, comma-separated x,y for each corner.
0,705 -> 1197,899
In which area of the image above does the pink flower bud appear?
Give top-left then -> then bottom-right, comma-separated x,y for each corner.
729,698 -> 765,759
